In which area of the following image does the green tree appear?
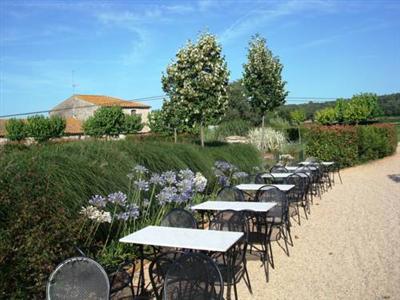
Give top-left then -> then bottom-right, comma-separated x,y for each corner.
5,118 -> 27,141
343,93 -> 380,124
26,115 -> 66,142
123,114 -> 143,134
290,109 -> 306,144
243,34 -> 288,146
315,107 -> 337,125
161,32 -> 230,147
83,106 -> 125,137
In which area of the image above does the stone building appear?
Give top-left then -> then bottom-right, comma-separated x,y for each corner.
50,94 -> 151,134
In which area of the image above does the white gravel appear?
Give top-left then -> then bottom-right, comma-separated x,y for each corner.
237,147 -> 400,300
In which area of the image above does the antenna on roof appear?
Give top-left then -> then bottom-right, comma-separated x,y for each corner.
72,70 -> 79,94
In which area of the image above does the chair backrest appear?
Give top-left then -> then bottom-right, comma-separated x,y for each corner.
160,208 -> 197,228
216,186 -> 245,202
270,165 -> 289,173
209,210 -> 248,270
285,174 -> 305,202
149,251 -> 185,300
255,186 -> 288,222
163,252 -> 224,300
46,257 -> 110,300
260,172 -> 275,184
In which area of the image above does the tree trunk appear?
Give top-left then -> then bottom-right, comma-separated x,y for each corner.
298,126 -> 301,145
174,128 -> 177,144
200,123 -> 205,148
261,115 -> 265,151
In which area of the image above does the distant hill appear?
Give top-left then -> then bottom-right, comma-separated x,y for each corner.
279,93 -> 400,120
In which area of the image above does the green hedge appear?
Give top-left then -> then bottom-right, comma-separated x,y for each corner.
0,139 -> 261,298
304,124 -> 397,167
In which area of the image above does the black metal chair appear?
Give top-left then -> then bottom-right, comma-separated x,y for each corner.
160,208 -> 197,229
216,186 -> 245,202
285,174 -> 308,225
270,165 -> 289,173
46,257 -> 110,300
255,185 -> 291,266
259,172 -> 275,184
163,252 -> 224,300
149,251 -> 185,300
209,210 -> 252,300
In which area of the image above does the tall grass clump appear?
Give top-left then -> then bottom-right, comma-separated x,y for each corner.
0,139 -> 261,298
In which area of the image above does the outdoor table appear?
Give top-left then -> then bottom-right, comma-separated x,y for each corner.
119,226 -> 243,297
263,172 -> 310,178
235,183 -> 295,192
299,161 -> 335,166
286,166 -> 317,171
191,201 -> 277,228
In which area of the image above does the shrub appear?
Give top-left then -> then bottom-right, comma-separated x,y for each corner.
214,119 -> 252,140
83,106 -> 125,137
315,107 -> 337,125
26,115 -> 66,142
304,124 -> 397,167
123,114 -> 143,134
0,139 -> 261,298
5,118 -> 27,141
248,127 -> 287,153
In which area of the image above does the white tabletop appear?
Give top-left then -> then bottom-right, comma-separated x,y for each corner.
119,226 -> 243,252
235,184 -> 295,192
299,161 -> 335,166
286,166 -> 317,171
191,201 -> 276,212
263,172 -> 309,178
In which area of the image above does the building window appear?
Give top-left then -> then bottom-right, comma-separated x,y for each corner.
131,109 -> 137,115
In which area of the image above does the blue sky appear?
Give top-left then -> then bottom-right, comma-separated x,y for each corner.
0,0 -> 399,117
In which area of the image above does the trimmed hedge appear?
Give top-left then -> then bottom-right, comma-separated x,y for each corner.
305,124 -> 397,167
0,139 -> 261,298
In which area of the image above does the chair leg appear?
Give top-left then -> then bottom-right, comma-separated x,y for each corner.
243,265 -> 253,293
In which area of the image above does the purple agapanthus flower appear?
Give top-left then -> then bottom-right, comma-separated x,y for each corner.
149,173 -> 165,186
88,195 -> 107,208
157,186 -> 178,204
116,204 -> 140,221
214,161 -> 238,173
178,169 -> 194,180
162,171 -> 177,185
232,172 -> 249,180
107,191 -> 127,205
134,179 -> 149,191
217,175 -> 230,187
133,165 -> 148,175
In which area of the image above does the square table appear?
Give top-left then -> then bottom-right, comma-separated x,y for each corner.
299,161 -> 335,166
120,226 -> 244,297
286,166 -> 317,171
235,183 -> 295,192
191,200 -> 276,213
263,172 -> 310,179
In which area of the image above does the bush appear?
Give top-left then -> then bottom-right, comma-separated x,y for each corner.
0,139 -> 261,298
5,118 -> 27,141
123,114 -> 143,133
304,124 -> 397,167
214,119 -> 252,140
83,106 -> 126,137
26,115 -> 66,142
315,107 -> 337,125
248,127 -> 287,153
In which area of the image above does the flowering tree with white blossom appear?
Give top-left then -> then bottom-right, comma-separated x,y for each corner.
161,32 -> 230,147
243,34 -> 288,147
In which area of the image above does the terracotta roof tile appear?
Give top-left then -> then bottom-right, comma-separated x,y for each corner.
75,94 -> 150,108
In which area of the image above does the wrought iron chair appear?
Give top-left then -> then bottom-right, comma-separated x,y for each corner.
216,186 -> 245,202
285,173 -> 308,225
270,165 -> 289,173
209,210 -> 252,300
46,257 -> 110,300
160,208 -> 197,229
163,252 -> 224,300
255,185 -> 291,266
149,251 -> 185,300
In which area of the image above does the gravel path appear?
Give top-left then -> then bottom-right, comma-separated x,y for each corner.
237,147 -> 400,300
